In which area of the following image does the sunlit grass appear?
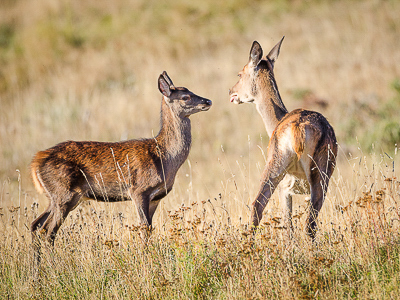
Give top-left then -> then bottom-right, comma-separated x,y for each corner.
1,147 -> 400,299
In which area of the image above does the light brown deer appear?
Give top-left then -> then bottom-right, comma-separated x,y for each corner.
30,71 -> 212,245
229,38 -> 337,239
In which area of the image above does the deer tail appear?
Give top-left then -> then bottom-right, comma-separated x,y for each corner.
291,123 -> 305,160
30,151 -> 49,194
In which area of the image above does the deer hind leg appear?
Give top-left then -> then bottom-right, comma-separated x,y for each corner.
31,192 -> 82,245
31,206 -> 53,267
31,192 -> 82,270
31,208 -> 51,236
306,164 -> 331,240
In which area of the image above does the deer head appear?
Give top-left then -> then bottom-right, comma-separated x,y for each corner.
229,37 -> 284,105
158,71 -> 212,117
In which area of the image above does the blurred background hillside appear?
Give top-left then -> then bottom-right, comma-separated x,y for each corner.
1,0 -> 399,218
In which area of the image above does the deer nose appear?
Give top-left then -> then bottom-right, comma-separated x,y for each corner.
228,89 -> 231,95
203,98 -> 212,106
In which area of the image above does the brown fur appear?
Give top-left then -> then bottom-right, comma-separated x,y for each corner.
30,71 -> 212,246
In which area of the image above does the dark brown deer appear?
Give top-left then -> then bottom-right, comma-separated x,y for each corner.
229,38 -> 337,239
31,71 -> 212,245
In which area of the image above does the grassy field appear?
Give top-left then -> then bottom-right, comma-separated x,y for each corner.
1,0 -> 400,298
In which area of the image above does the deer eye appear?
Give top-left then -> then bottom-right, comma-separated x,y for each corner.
182,95 -> 190,101
238,73 -> 242,78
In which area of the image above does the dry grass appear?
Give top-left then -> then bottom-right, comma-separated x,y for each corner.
1,151 -> 400,299
1,0 -> 400,298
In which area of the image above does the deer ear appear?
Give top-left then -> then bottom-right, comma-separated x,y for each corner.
266,36 -> 284,65
158,75 -> 171,97
162,71 -> 175,88
249,41 -> 263,67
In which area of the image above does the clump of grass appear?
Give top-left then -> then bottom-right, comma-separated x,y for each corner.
1,148 -> 399,299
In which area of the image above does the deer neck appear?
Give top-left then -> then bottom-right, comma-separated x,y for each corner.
155,98 -> 192,163
255,71 -> 288,137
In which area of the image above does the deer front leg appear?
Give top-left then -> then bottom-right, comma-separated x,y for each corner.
251,168 -> 286,228
131,192 -> 153,241
279,175 -> 295,233
149,199 -> 161,223
134,194 -> 150,225
251,138 -> 297,229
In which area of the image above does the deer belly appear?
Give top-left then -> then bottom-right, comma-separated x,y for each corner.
83,183 -> 131,202
286,162 -> 310,194
150,184 -> 172,202
287,161 -> 307,180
